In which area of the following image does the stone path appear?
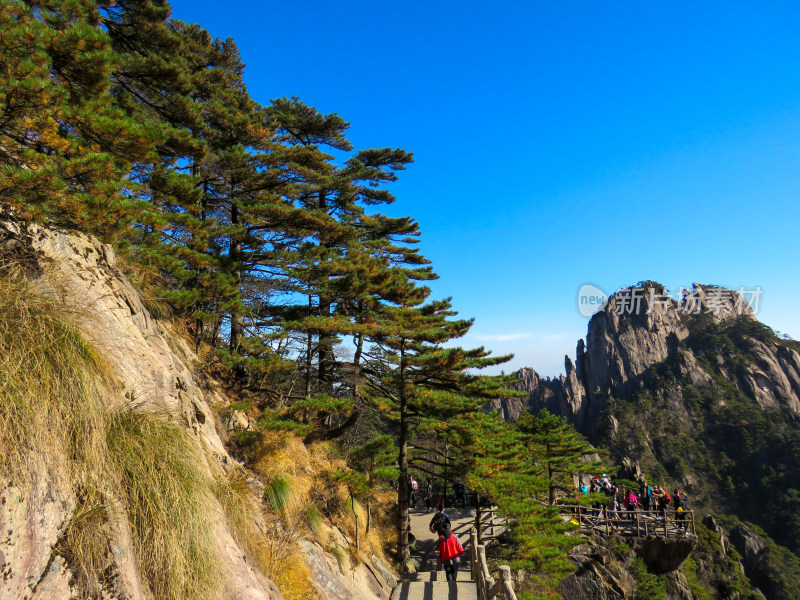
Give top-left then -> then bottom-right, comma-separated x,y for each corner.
391,571 -> 477,600
391,504 -> 478,600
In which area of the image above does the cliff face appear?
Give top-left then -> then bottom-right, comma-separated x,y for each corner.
0,218 -> 396,600
499,282 -> 800,600
559,516 -> 762,600
500,283 -> 800,440
0,219 -> 282,599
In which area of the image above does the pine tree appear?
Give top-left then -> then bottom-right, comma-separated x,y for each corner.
518,409 -> 604,506
258,99 -> 426,429
0,0 -> 157,234
359,294 -> 516,562
348,435 -> 399,535
469,410 -> 606,599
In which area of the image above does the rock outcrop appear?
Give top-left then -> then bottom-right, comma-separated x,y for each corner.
558,534 -> 697,600
0,219 -> 282,599
499,282 -> 800,440
0,218 -> 398,600
300,541 -> 397,600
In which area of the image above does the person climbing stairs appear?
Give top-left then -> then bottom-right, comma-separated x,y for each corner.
393,502 -> 480,599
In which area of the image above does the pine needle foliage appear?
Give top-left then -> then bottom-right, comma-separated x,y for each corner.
468,411 -> 603,600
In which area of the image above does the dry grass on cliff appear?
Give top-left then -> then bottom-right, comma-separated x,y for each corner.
271,553 -> 324,600
55,493 -> 113,598
106,407 -> 219,600
0,272 -> 220,600
0,271 -> 109,483
240,430 -> 397,595
213,468 -> 272,574
211,432 -> 329,600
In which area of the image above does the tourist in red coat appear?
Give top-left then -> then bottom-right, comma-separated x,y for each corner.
437,523 -> 465,581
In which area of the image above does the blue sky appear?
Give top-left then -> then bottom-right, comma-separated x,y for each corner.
168,0 -> 800,376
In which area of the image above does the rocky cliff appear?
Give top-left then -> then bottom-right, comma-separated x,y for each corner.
494,282 -> 800,438
558,516 -> 763,600
0,218 -> 397,600
494,282 -> 800,600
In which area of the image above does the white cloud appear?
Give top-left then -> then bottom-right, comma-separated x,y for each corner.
541,333 -> 568,342
474,333 -> 532,342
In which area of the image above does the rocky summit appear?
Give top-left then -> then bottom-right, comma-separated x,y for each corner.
489,281 -> 800,600
493,282 -> 799,436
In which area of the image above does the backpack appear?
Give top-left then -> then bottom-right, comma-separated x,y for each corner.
411,479 -> 418,491
430,511 -> 450,534
664,492 -> 671,504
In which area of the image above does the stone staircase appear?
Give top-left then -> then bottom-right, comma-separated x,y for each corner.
391,569 -> 478,600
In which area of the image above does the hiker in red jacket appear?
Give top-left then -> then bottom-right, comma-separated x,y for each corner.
437,523 -> 465,581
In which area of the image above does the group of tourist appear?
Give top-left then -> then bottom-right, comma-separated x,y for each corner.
405,476 -> 471,512
575,474 -> 691,529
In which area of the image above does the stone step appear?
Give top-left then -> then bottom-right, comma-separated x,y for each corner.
391,580 -> 478,600
408,569 -> 473,582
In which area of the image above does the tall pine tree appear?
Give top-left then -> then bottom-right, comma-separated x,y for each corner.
359,294 -> 515,562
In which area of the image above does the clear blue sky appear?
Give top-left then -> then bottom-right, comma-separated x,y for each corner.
169,0 -> 800,376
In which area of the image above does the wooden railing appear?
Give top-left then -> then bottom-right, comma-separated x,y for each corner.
559,504 -> 695,538
469,527 -> 517,600
474,504 -> 508,545
463,502 -> 690,600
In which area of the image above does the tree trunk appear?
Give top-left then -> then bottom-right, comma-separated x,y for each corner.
443,443 -> 449,508
305,294 -> 313,397
315,190 -> 334,394
317,297 -> 334,394
352,328 -> 364,400
366,497 -> 371,534
397,344 -> 410,561
229,199 -> 243,354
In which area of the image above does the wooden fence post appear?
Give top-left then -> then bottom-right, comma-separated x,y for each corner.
470,528 -> 479,584
498,565 -> 513,600
603,506 -> 609,536
478,545 -> 494,600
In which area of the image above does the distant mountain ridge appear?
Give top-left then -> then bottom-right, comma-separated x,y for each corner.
494,282 -> 800,438
491,282 -> 800,600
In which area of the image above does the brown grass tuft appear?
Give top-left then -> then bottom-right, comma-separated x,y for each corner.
0,271 -> 219,600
